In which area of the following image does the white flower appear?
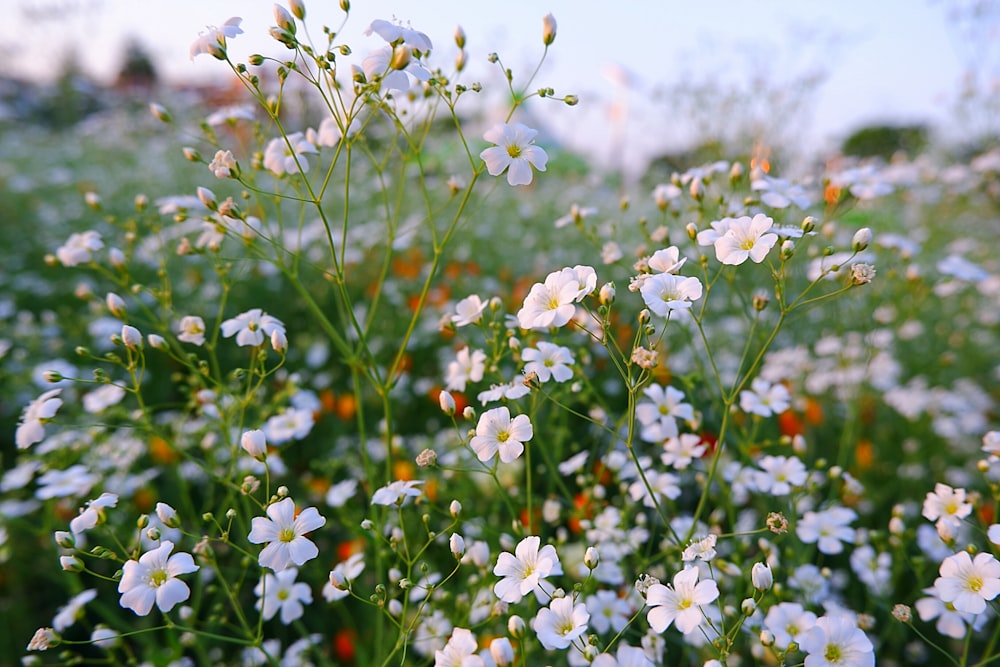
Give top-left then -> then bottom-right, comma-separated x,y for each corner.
177,316 -> 206,345
922,483 -> 973,535
263,132 -> 318,176
713,213 -> 778,265
82,384 -> 125,414
933,551 -> 1000,614
16,389 -> 63,449
480,123 -> 548,186
755,455 -> 807,496
800,616 -> 874,667
647,246 -> 687,275
255,568 -> 312,624
645,566 -> 719,634
445,347 -> 486,392
796,506 -> 857,555
190,17 -> 243,60
247,497 -> 326,571
522,341 -> 574,383
585,590 -> 631,634
326,479 -> 358,507
470,406 -> 533,464
69,492 -> 118,534
371,479 -> 424,506
52,589 -> 97,632
365,18 -> 433,51
452,295 -> 488,327
263,407 -> 315,444
220,308 -> 286,347
323,552 -> 365,601
639,273 -> 703,317
764,601 -> 817,650
118,541 -> 199,616
518,267 -> 593,329
660,433 -> 706,470
534,595 -> 589,650
915,586 -> 982,639
208,150 -> 236,178
739,378 -> 791,417
493,535 -> 562,603
636,384 -> 694,441
751,174 -> 811,209
56,231 -> 103,266
434,627 -> 485,667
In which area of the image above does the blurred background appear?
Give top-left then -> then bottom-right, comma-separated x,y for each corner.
1,0 -> 998,177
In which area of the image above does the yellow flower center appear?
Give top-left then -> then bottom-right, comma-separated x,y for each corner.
150,568 -> 168,587
497,430 -> 510,443
825,644 -> 842,662
279,527 -> 296,543
507,144 -> 522,159
968,575 -> 983,592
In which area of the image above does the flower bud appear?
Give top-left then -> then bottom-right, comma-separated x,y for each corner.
196,186 -> 217,210
156,502 -> 180,528
450,533 -> 465,558
507,615 -> 526,637
330,569 -> 348,590
599,282 -> 616,305
182,147 -> 201,162
149,103 -> 172,123
851,227 -> 872,251
61,555 -> 84,572
490,637 -> 514,667
638,309 -> 651,325
106,292 -> 126,318
84,191 -> 101,210
462,406 -> 476,421
241,429 -> 267,461
741,597 -> 756,615
147,334 -> 167,350
439,390 -> 456,415
801,216 -> 816,234
760,629 -> 775,647
751,562 -> 773,591
390,45 -> 412,70
454,25 -> 466,48
270,329 -> 288,353
121,325 -> 143,349
584,546 -> 599,569
273,4 -> 296,33
564,94 -> 579,106
542,13 -> 557,45
449,500 -> 462,517
54,531 -> 75,549
43,370 -> 64,383
289,0 -> 305,20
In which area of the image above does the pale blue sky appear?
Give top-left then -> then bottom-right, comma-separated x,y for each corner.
3,0 -> 992,164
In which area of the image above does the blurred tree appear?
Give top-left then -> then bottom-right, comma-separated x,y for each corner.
115,39 -> 158,89
32,50 -> 103,128
841,124 -> 929,160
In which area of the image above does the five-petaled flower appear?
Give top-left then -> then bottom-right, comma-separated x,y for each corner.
221,308 -> 286,347
255,568 -> 313,624
493,535 -> 562,603
639,273 -> 703,317
248,497 -> 326,572
933,551 -> 1000,615
713,213 -> 779,265
117,541 -> 199,616
470,406 -> 533,464
645,566 -> 719,635
16,388 -> 63,450
480,122 -> 548,186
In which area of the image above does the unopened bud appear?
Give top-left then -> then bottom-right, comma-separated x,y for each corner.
390,45 -> 412,70
454,25 -> 466,48
106,292 -> 126,318
686,222 -> 698,240
288,0 -> 306,20
450,533 -> 465,558
149,103 -> 172,123
751,562 -> 773,591
241,429 -> 267,461
273,4 -> 296,33
61,555 -> 84,572
542,13 -> 557,45
852,227 -> 872,251
449,500 -> 462,517
564,94 -> 579,106
196,186 -> 216,210
801,216 -> 816,234
507,615 -> 526,638
183,147 -> 201,162
584,546 -> 599,569
270,329 -> 287,353
147,334 -> 167,350
84,192 -> 101,209
599,282 -> 615,305
121,325 -> 143,349
752,293 -> 769,311
439,390 -> 456,415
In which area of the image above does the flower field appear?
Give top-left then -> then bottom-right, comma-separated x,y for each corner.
2,4 -> 1000,666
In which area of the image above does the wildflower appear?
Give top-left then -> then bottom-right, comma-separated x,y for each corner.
118,541 -> 199,616
323,552 -> 365,601
631,346 -> 658,369
516,266 -> 595,329
493,535 -> 562,603
190,17 -> 243,60
915,586 -> 983,639
739,378 -> 791,417
82,384 -> 125,414
56,231 -> 103,266
470,406 -> 533,464
554,203 -> 598,229
362,45 -> 432,92
534,595 -> 589,650
755,455 -> 808,496
255,568 -> 312,624
445,347 -> 486,392
434,628 -> 485,667
628,469 -> 681,508
636,384 -> 694,441
850,263 -> 876,285
208,150 -> 236,178
796,506 -> 857,555
522,341 -> 574,383
263,132 -> 318,176
480,122 -> 548,186
661,433 -> 707,469
933,551 -> 1000,614
764,602 -> 817,650
365,18 -> 433,51
247,497 -> 326,571
713,213 -> 778,265
52,589 -> 97,632
850,544 -> 892,594
452,295 -> 488,327
371,479 -> 424,506
15,388 -> 63,449
800,616 -> 874,667
585,590 -> 631,634
681,534 -> 717,562
220,308 -> 286,347
639,273 -> 703,317
645,566 -> 719,634
752,174 -> 811,209
922,483 -> 973,535
263,407 -> 315,444
69,492 -> 118,534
